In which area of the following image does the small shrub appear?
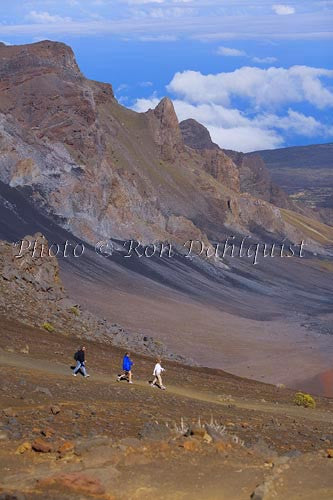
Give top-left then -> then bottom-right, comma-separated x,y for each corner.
70,306 -> 80,316
42,322 -> 54,333
294,392 -> 316,409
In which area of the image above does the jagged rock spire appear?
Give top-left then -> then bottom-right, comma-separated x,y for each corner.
147,97 -> 183,161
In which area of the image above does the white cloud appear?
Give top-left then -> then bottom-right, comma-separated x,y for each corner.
124,0 -> 192,3
139,80 -> 153,87
272,4 -> 296,15
117,83 -> 130,92
0,1 -> 331,41
134,6 -> 196,17
217,46 -> 246,57
133,97 -> 160,112
138,34 -> 178,41
209,125 -> 282,151
167,66 -> 333,109
252,56 -> 278,64
217,49 -> 277,64
254,109 -> 330,137
125,0 -> 165,3
27,11 -> 72,24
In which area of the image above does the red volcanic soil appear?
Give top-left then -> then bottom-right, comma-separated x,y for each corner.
0,317 -> 333,499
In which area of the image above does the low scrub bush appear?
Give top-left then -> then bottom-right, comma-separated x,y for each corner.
42,322 -> 55,333
294,392 -> 316,409
70,306 -> 80,316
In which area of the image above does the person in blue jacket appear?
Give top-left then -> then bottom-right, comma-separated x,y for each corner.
117,352 -> 134,384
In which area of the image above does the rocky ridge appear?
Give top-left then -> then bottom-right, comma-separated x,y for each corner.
0,41 -> 332,253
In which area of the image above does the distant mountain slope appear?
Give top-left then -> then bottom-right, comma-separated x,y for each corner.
255,143 -> 333,170
254,144 -> 333,225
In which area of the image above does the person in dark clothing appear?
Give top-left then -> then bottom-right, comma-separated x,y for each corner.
73,346 -> 90,377
117,352 -> 133,383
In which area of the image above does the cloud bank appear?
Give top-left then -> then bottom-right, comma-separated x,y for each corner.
0,1 -> 331,40
272,4 -> 296,15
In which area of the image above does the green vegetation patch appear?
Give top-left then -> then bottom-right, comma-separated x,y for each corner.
42,322 -> 55,333
70,306 -> 80,316
294,392 -> 316,409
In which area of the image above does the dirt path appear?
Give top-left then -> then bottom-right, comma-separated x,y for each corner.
1,351 -> 332,424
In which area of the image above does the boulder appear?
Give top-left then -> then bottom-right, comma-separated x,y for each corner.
32,438 -> 53,453
50,405 -> 61,415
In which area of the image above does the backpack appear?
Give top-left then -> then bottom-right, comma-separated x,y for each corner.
74,350 -> 79,361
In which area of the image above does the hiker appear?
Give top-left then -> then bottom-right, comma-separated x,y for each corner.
117,352 -> 133,383
73,346 -> 90,378
150,357 -> 166,390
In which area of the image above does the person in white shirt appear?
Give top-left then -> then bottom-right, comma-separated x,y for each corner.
150,357 -> 166,390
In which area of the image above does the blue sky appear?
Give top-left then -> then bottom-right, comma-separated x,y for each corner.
0,0 -> 332,151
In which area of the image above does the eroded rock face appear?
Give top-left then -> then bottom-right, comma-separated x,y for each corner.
0,41 -> 331,252
224,150 -> 294,208
180,120 -> 241,191
199,149 -> 240,192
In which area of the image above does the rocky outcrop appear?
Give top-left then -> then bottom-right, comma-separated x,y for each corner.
179,119 -> 240,192
223,149 -> 294,209
199,149 -> 240,192
180,120 -> 240,191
